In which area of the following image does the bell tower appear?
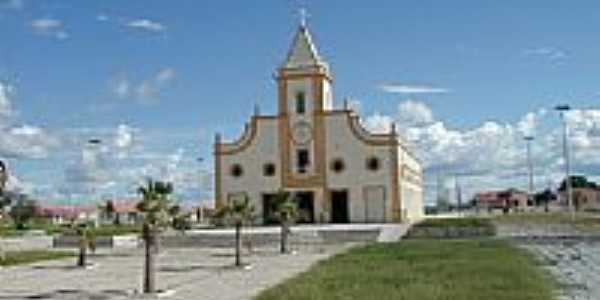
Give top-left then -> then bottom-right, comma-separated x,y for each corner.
277,23 -> 333,187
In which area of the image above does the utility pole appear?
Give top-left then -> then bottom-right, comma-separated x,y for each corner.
455,175 -> 462,217
555,105 -> 574,219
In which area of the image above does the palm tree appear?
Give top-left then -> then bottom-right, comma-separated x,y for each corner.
274,190 -> 298,254
74,222 -> 95,267
136,179 -> 174,294
216,195 -> 254,267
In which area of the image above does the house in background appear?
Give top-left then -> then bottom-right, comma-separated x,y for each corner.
37,205 -> 98,225
474,189 -> 530,212
99,200 -> 140,225
559,188 -> 600,212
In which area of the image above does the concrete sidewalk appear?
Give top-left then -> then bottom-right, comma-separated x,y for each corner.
0,245 -> 349,300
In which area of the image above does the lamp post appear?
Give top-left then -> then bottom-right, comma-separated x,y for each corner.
555,105 -> 573,219
524,136 -> 535,209
87,139 -> 102,210
197,157 -> 204,224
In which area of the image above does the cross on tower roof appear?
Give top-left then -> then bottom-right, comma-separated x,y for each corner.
299,7 -> 309,27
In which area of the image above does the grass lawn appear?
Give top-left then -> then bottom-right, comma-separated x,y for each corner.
256,239 -> 556,300
0,250 -> 74,267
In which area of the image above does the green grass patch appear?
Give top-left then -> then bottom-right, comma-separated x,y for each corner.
255,239 -> 556,300
0,250 -> 74,267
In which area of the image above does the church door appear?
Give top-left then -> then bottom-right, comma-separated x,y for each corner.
330,190 -> 350,223
365,186 -> 386,223
295,192 -> 315,223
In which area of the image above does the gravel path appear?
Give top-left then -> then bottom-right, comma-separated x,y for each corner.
0,245 -> 350,300
519,239 -> 600,300
497,222 -> 600,300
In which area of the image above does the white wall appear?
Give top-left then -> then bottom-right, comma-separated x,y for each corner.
220,118 -> 281,221
325,113 -> 394,223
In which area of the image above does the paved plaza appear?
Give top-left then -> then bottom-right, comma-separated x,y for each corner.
0,245 -> 349,300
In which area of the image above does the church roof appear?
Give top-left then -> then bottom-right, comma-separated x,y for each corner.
283,25 -> 327,69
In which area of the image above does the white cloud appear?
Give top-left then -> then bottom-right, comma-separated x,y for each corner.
96,14 -> 109,22
523,47 -> 568,61
397,100 -> 434,127
380,84 -> 449,94
364,100 -> 600,204
114,124 -> 135,149
517,108 -> 546,137
0,83 -> 59,159
110,68 -> 176,104
30,18 -> 69,40
0,125 -> 59,159
155,68 -> 175,83
127,19 -> 165,32
111,77 -> 130,99
0,81 -> 14,117
363,113 -> 393,134
113,124 -> 137,159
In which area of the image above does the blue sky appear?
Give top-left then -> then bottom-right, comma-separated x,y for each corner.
1,0 -> 599,205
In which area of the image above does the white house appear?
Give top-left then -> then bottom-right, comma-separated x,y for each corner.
214,23 -> 424,224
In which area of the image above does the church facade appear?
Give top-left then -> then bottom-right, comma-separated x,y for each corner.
214,25 -> 424,224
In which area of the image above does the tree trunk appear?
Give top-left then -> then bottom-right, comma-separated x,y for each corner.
235,221 -> 242,267
280,221 -> 288,254
143,225 -> 156,294
77,236 -> 87,267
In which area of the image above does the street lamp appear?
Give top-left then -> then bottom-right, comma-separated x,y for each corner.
87,138 -> 102,209
196,157 -> 205,224
524,136 -> 535,209
555,104 -> 573,219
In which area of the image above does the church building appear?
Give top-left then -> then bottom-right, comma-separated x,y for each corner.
214,24 -> 424,224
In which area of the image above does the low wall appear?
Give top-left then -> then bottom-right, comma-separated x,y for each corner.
158,228 -> 380,248
407,227 -> 495,239
0,236 -> 54,252
46,228 -> 382,249
53,235 -> 139,249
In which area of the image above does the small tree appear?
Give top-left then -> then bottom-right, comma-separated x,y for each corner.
216,195 -> 254,267
73,221 -> 96,267
274,190 -> 298,254
9,197 -> 37,230
137,179 -> 174,294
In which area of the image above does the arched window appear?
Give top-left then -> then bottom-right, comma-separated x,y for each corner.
230,164 -> 244,178
296,91 -> 306,114
366,157 -> 380,172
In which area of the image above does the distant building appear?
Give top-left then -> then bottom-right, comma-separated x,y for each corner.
99,200 -> 140,225
559,188 -> 600,212
214,23 -> 424,224
37,205 -> 98,225
474,189 -> 529,211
